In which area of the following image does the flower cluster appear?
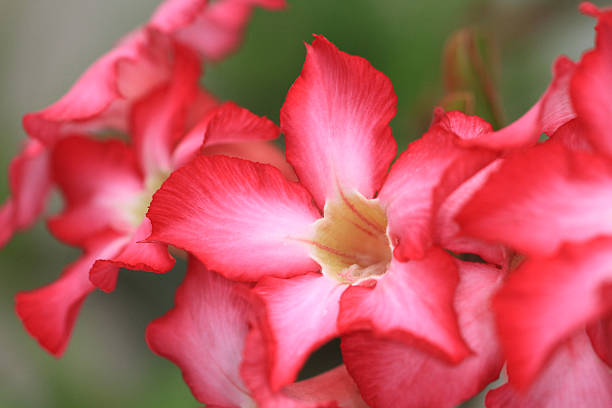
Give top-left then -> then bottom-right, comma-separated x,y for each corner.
3,1 -> 612,407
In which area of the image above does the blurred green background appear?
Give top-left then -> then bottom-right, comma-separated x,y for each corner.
0,0 -> 601,406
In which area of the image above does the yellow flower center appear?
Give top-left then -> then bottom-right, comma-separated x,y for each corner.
307,191 -> 392,285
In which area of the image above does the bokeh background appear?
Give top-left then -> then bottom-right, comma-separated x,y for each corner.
0,0 -> 603,406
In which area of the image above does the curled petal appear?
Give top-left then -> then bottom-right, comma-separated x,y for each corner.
0,139 -> 50,248
458,141 -> 612,257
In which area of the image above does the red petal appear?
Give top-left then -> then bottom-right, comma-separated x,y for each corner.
15,235 -> 122,356
434,159 -> 508,264
571,5 -> 612,158
494,238 -> 612,389
338,249 -> 469,363
146,257 -> 254,406
242,324 -> 364,408
203,101 -> 280,146
281,35 -> 397,209
147,155 -> 320,281
456,56 -> 576,150
458,141 -> 612,257
129,42 -> 201,177
151,0 -> 286,61
588,315 -> 612,368
341,261 -> 504,408
0,139 -> 51,247
251,273 -> 344,390
378,113 -> 497,261
486,331 -> 612,408
48,136 -> 143,246
22,28 -> 176,144
90,219 -> 175,292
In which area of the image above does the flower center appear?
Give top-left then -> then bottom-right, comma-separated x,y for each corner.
121,171 -> 170,228
308,191 -> 392,285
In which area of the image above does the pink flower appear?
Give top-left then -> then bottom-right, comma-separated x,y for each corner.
16,91 -> 290,356
457,3 -> 612,405
148,35 -> 501,390
147,256 -> 367,408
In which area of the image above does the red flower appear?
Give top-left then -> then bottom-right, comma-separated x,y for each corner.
146,256 -> 367,408
148,35 -> 501,390
457,3 -> 612,405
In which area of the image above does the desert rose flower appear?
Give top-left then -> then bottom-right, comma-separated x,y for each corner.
457,3 -> 612,405
16,92 -> 292,356
147,256 -> 368,408
147,35 -> 504,390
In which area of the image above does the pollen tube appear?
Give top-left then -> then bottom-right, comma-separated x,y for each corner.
308,191 -> 392,285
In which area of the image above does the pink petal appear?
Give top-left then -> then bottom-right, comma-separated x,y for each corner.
129,42 -> 201,177
435,159 -> 508,264
588,315 -> 612,368
456,56 -> 576,150
341,261 -> 504,408
203,101 -> 280,146
338,248 -> 469,363
22,28 -> 175,144
15,235 -> 123,356
486,331 -> 612,408
242,324 -> 364,408
147,155 -> 320,281
378,113 -> 497,261
0,139 -> 51,247
146,257 -> 254,407
493,238 -> 612,389
47,136 -> 143,246
151,0 -> 286,61
458,141 -> 612,257
251,273 -> 344,390
90,219 -> 175,293
571,4 -> 612,158
281,35 -> 397,209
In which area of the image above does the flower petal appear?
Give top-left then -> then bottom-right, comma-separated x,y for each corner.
15,235 -> 123,356
378,113 -> 497,261
455,56 -> 576,150
129,42 -> 201,177
146,257 -> 254,407
493,238 -> 612,389
151,0 -> 286,61
47,136 -> 143,246
281,35 -> 397,209
251,273 -> 344,390
242,323 -> 365,408
341,261 -> 504,408
486,331 -> 612,408
0,139 -> 51,248
90,219 -> 175,293
571,4 -> 612,158
147,155 -> 320,281
22,28 -> 175,144
458,141 -> 612,257
588,315 -> 612,368
338,248 -> 469,363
